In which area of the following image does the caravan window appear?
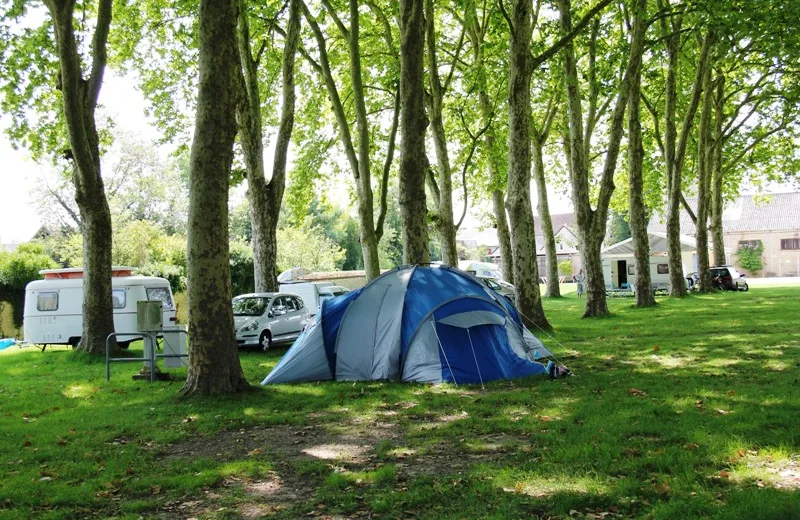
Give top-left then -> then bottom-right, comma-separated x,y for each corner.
37,292 -> 58,311
657,264 -> 669,274
146,287 -> 174,310
627,265 -> 635,276
112,289 -> 126,309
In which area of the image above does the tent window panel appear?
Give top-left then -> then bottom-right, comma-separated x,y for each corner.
627,265 -> 635,275
37,292 -> 58,311
657,264 -> 669,274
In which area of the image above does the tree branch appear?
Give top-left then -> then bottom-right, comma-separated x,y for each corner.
375,85 -> 401,242
87,0 -> 113,111
531,0 -> 613,70
320,0 -> 350,40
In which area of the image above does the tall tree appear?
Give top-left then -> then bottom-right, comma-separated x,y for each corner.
42,0 -> 117,355
531,88 -> 561,298
182,0 -> 248,396
424,0 -> 464,267
626,0 -> 655,307
300,0 -> 399,280
506,0 -> 549,328
647,2 -> 712,296
557,0 -> 643,317
398,0 -> 430,264
694,35 -> 716,292
236,0 -> 301,292
464,1 -> 514,283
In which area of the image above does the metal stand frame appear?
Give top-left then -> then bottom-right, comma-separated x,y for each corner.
105,327 -> 188,382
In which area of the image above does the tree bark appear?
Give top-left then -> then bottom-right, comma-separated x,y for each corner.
182,0 -> 248,396
424,0 -> 458,266
626,0 -> 655,307
507,0 -> 549,330
45,0 -> 117,355
236,0 -> 300,293
710,70 -> 726,266
398,0 -> 430,265
695,42 -> 715,293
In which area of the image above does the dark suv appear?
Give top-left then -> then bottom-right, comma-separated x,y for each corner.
710,266 -> 749,291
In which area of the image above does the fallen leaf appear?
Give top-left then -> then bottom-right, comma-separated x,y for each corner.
539,415 -> 554,422
719,470 -> 730,479
247,448 -> 262,457
628,388 -> 648,398
716,409 -> 732,415
654,480 -> 671,494
653,345 -> 660,352
182,416 -> 196,423
726,390 -> 736,396
685,443 -> 700,450
695,400 -> 704,409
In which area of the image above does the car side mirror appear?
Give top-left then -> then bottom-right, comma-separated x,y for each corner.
267,311 -> 274,318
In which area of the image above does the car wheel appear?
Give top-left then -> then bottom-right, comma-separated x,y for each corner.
259,330 -> 272,351
741,282 -> 749,292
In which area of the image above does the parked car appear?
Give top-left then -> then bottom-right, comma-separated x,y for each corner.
476,275 -> 516,302
232,293 -> 310,350
710,265 -> 749,291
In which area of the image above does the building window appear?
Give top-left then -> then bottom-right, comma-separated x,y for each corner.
657,264 -> 669,274
738,240 -> 762,249
781,238 -> 800,250
37,292 -> 58,311
627,265 -> 635,276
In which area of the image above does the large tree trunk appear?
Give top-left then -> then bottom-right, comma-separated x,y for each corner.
398,0 -> 430,265
695,47 -> 715,293
425,0 -> 458,266
507,0 -> 549,330
182,0 -> 248,396
237,0 -> 300,293
710,71 -> 726,266
532,139 -> 560,298
45,0 -> 117,355
626,0 -> 655,307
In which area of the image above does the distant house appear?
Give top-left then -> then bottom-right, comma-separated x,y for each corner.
648,192 -> 800,277
535,213 -> 581,277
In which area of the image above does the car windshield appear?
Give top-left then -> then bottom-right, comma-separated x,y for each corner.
232,297 -> 270,316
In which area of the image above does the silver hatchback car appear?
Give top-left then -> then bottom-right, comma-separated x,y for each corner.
233,293 -> 310,350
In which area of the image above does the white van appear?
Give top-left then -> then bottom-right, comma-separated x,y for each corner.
23,267 -> 177,348
278,281 -> 349,315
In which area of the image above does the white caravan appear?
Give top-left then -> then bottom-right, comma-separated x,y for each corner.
23,267 -> 177,347
278,281 -> 349,315
602,232 -> 697,292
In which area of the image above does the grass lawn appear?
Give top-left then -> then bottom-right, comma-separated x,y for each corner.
1,287 -> 798,519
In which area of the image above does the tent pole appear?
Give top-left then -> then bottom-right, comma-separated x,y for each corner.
466,329 -> 485,390
431,319 -> 457,387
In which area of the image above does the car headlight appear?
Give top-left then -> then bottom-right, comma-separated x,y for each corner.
239,320 -> 259,332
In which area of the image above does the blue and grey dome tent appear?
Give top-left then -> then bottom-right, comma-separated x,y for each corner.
262,265 -> 554,385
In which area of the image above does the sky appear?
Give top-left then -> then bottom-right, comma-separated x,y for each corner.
0,72 -> 160,244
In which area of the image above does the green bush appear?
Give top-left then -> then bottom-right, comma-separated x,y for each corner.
736,242 -> 764,275
0,243 -> 57,290
558,259 -> 573,276
230,240 -> 255,296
